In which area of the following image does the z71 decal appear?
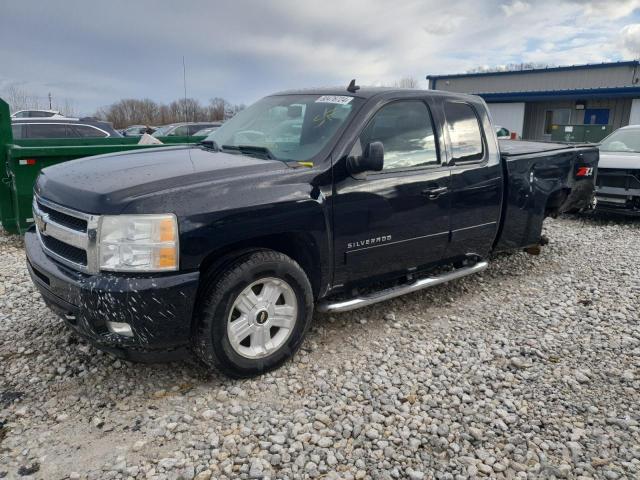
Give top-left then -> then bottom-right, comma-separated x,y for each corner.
576,167 -> 594,177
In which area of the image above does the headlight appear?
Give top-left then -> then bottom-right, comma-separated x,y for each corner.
99,214 -> 179,272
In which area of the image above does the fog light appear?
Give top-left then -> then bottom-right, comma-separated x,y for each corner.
106,321 -> 133,337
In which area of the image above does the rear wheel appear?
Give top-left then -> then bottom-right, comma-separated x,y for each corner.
193,250 -> 313,378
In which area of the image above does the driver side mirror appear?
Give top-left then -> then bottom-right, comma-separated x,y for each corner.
347,141 -> 384,175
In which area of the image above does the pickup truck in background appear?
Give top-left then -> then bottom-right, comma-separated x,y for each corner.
594,125 -> 640,215
25,85 -> 598,377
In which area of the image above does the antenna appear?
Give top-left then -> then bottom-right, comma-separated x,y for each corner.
347,79 -> 360,93
182,56 -> 188,123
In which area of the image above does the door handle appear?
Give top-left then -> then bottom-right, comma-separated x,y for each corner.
421,186 -> 448,199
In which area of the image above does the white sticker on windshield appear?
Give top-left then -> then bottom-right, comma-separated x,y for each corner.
315,95 -> 353,105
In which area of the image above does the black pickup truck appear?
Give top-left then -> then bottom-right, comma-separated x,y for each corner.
25,85 -> 598,377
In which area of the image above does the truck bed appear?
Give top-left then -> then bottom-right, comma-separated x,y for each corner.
495,141 -> 598,252
499,139 -> 594,157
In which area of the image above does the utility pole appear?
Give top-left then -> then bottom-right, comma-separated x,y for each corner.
182,56 -> 188,123
48,92 -> 52,109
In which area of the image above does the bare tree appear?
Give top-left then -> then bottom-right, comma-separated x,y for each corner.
395,77 -> 419,89
170,98 -> 205,123
2,85 -> 78,116
378,77 -> 420,89
95,96 -> 244,128
1,84 -> 241,126
55,98 -> 77,117
208,97 -> 227,121
158,104 -> 171,126
4,85 -> 37,112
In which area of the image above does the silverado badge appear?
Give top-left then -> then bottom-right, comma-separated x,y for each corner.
347,235 -> 392,250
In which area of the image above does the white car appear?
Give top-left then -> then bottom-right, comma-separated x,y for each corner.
11,109 -> 67,119
595,125 -> 640,215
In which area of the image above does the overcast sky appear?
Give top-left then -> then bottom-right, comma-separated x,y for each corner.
1,0 -> 640,114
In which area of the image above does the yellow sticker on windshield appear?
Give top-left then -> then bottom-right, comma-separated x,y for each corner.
313,107 -> 336,127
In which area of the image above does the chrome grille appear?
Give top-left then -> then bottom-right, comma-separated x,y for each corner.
596,168 -> 640,190
36,199 -> 88,232
33,196 -> 99,273
41,235 -> 88,265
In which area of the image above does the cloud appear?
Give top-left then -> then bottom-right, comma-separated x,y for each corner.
501,1 -> 531,17
620,24 -> 640,57
580,0 -> 640,20
0,0 -> 639,114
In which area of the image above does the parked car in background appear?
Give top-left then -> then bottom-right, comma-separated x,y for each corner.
11,109 -> 67,118
192,125 -> 221,136
11,118 -> 122,139
595,125 -> 640,215
121,125 -> 157,137
152,122 -> 222,137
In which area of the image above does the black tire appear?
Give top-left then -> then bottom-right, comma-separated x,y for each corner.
193,250 -> 314,378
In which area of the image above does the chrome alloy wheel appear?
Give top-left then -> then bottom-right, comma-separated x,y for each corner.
227,277 -> 298,359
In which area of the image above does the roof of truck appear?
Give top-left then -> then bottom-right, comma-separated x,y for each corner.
271,86 -> 480,101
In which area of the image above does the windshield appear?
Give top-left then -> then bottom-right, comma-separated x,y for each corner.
204,94 -> 361,161
600,128 -> 640,153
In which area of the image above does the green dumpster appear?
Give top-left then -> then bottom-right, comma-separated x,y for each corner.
551,124 -> 612,143
550,124 -> 585,142
584,124 -> 612,143
0,98 -> 206,235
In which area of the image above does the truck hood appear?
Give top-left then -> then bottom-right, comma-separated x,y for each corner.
598,151 -> 640,170
35,146 -> 288,214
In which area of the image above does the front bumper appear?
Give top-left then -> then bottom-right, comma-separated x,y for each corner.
25,229 -> 200,360
595,186 -> 640,216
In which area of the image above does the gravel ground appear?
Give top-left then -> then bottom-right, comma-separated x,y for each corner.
1,215 -> 639,480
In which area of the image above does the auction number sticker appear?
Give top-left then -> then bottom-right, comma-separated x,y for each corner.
315,95 -> 353,105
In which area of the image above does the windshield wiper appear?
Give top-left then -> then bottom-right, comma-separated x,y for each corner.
221,145 -> 276,160
199,139 -> 220,151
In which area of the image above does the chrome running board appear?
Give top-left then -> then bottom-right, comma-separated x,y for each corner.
317,260 -> 489,313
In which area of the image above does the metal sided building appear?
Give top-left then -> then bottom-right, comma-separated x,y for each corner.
427,61 -> 640,141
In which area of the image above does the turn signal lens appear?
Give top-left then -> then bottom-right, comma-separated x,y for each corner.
157,247 -> 178,269
159,218 -> 176,242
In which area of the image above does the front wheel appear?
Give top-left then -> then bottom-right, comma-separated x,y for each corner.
193,250 -> 314,378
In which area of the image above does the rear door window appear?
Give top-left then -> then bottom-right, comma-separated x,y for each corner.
187,125 -> 206,135
11,124 -> 25,139
30,111 -> 54,117
444,102 -> 485,163
26,123 -> 70,138
171,125 -> 189,136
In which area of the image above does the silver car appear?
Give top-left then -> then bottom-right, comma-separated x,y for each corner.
595,125 -> 640,215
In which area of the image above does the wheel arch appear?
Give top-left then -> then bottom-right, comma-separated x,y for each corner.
197,231 -> 326,301
544,187 -> 571,218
